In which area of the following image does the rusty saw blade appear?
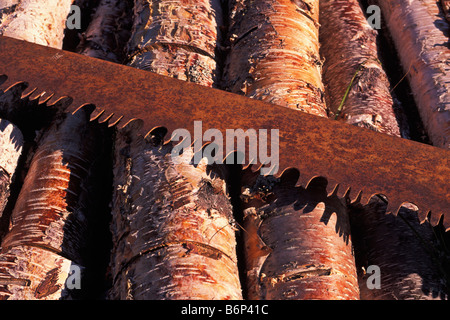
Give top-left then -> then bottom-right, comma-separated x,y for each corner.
0,36 -> 449,230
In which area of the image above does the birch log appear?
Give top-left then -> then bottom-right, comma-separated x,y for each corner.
374,0 -> 450,149
0,107 -> 108,300
320,0 -> 401,137
126,0 -> 223,87
0,119 -> 23,219
109,124 -> 242,300
76,0 -> 133,63
0,0 -> 74,49
224,0 -> 360,300
223,0 -> 327,116
351,201 -> 448,300
0,245 -> 77,300
108,0 -> 242,299
320,0 -> 448,300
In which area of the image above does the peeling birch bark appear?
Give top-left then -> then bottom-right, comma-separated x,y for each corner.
320,0 -> 401,137
223,0 -> 327,116
108,0 -> 242,299
374,0 -> 450,149
76,0 -> 133,63
0,245 -> 81,300
126,0 -> 224,87
1,107 -> 104,266
109,124 -> 242,300
351,201 -> 448,300
0,0 -> 75,49
320,0 -> 448,300
223,0 -> 359,300
240,172 -> 360,300
0,119 -> 23,219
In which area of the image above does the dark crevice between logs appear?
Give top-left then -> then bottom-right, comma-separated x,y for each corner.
62,0 -> 101,52
78,122 -> 114,300
222,157 -> 248,300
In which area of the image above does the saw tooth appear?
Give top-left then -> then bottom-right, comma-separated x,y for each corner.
417,208 -> 432,225
358,191 -> 374,206
29,89 -> 48,102
21,86 -> 38,99
120,118 -> 144,134
145,126 -> 168,145
325,179 -> 351,199
295,171 -> 317,189
420,202 -> 449,229
47,96 -> 74,111
3,81 -> 29,97
350,189 -> 363,204
427,210 -> 440,226
146,126 -> 169,141
47,94 -> 72,108
73,104 -> 96,117
335,183 -> 352,199
384,199 -> 403,216
98,112 -> 115,124
278,168 -> 300,187
108,115 -> 124,127
89,108 -> 105,121
38,92 -> 55,105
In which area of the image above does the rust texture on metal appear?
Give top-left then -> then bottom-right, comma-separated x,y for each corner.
0,36 -> 448,230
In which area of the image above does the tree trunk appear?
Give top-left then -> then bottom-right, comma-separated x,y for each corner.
319,0 -> 401,137
0,0 -> 74,49
224,0 -> 360,300
373,0 -> 450,149
108,0 -> 242,299
76,0 -> 133,63
0,107 -> 109,299
0,119 -> 23,219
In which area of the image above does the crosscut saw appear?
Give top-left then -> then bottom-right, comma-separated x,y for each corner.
0,36 -> 448,231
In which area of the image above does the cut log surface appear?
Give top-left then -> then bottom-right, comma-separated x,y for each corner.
109,124 -> 242,300
223,0 -> 327,116
126,0 -> 223,87
0,0 -> 74,48
76,0 -> 133,63
1,107 -> 102,266
0,119 -> 23,218
375,0 -> 450,149
320,0 -> 401,137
